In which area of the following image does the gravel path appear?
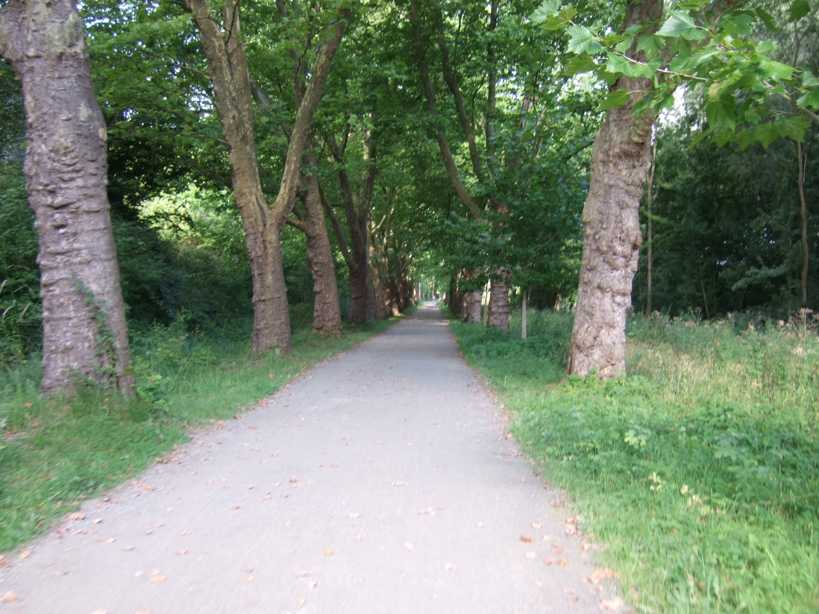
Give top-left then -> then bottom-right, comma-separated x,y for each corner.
0,305 -> 618,613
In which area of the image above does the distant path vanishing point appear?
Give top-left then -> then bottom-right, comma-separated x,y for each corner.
1,304 -> 617,613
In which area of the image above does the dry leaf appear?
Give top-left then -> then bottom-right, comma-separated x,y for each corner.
1,592 -> 17,604
68,512 -> 86,521
600,597 -> 626,611
0,555 -> 7,568
323,548 -> 335,557
519,535 -> 533,544
18,548 -> 31,560
149,573 -> 167,584
531,522 -> 543,529
92,518 -> 103,525
589,568 -> 617,585
104,538 -> 116,544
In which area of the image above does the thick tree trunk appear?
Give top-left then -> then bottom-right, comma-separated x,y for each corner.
1,0 -> 133,395
348,262 -> 369,324
488,268 -> 511,330
463,290 -> 482,323
567,0 -> 662,378
303,174 -> 341,335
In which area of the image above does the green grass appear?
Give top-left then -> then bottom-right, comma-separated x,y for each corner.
451,310 -> 819,613
0,310 -> 395,552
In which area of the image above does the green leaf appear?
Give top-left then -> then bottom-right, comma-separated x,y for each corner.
606,54 -> 654,79
562,54 -> 596,76
797,88 -> 819,110
789,0 -> 810,22
656,12 -> 698,39
531,0 -> 561,24
567,25 -> 603,55
636,35 -> 661,57
802,70 -> 819,88
601,89 -> 631,110
760,59 -> 795,81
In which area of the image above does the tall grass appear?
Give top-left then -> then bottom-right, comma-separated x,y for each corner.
0,311 -> 394,552
452,310 -> 819,613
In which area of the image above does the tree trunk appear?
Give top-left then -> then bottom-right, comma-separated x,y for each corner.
645,137 -> 656,316
186,0 -> 346,354
1,0 -> 133,395
567,0 -> 663,378
463,290 -> 482,323
488,268 -> 510,330
303,174 -> 341,335
348,262 -> 369,324
797,141 -> 809,308
521,288 -> 528,341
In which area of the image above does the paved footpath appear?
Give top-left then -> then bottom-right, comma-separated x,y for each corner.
0,305 -> 619,614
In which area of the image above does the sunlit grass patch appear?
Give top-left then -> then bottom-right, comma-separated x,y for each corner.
452,311 -> 819,613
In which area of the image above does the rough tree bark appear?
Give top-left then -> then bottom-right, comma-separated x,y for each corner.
185,0 -> 346,353
463,291 -> 482,323
297,172 -> 342,335
567,0 -> 663,378
0,0 -> 133,395
796,141 -> 809,308
488,268 -> 511,330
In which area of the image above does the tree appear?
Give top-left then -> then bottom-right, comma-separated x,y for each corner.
184,0 -> 347,353
0,0 -> 133,394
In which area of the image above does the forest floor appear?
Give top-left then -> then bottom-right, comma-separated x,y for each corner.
0,305 -> 615,613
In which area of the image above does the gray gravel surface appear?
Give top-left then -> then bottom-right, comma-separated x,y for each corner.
0,305 -> 619,613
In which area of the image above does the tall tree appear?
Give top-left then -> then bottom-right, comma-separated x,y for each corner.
0,0 -> 133,394
566,0 -> 663,377
184,0 -> 347,353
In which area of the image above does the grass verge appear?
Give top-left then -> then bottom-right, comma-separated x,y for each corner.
451,310 -> 818,613
0,312 -> 395,552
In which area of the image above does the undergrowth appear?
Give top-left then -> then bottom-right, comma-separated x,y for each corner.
451,310 -> 819,613
0,310 -> 394,552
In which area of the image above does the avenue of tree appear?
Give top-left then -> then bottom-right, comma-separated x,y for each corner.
0,0 -> 817,394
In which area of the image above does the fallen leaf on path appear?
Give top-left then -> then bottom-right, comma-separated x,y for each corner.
347,512 -> 361,519
68,512 -> 86,521
600,597 -> 626,611
588,568 -> 617,585
296,596 -> 306,609
149,572 -> 167,584
519,535 -> 533,544
104,537 -> 116,544
391,480 -> 408,487
1,591 -> 17,604
0,555 -> 7,568
543,558 -> 569,567
531,522 -> 542,529
246,575 -> 255,583
91,518 -> 103,525
176,549 -> 189,556
18,548 -> 31,560
122,545 -> 135,552
323,548 -> 335,557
